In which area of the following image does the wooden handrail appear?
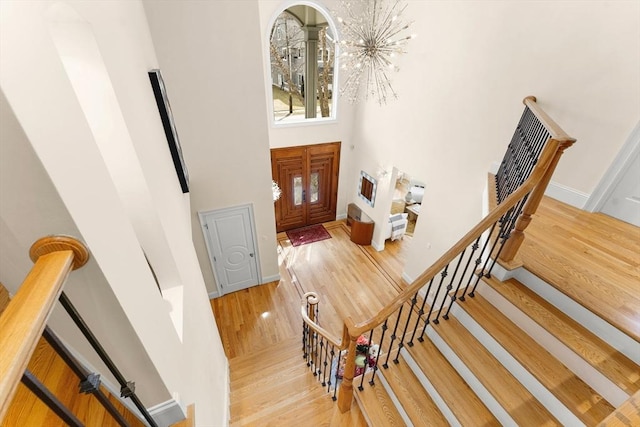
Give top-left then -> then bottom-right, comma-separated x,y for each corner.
301,139 -> 560,412
301,292 -> 349,349
348,138 -> 559,338
0,236 -> 89,422
301,97 -> 576,412
523,96 -> 575,141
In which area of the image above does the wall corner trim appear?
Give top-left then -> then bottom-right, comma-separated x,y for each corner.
148,395 -> 187,426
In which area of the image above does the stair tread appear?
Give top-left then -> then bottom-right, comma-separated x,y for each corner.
434,316 -> 561,426
380,353 -> 449,426
485,276 -> 640,395
354,371 -> 406,427
406,333 -> 501,426
459,291 -> 615,424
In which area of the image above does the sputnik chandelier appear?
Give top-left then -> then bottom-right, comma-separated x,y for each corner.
336,0 -> 416,105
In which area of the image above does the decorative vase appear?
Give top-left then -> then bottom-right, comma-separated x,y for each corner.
405,191 -> 413,202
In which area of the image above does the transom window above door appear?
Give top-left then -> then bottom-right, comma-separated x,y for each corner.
268,3 -> 338,125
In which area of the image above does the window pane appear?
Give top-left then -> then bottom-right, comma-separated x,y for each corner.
310,172 -> 319,203
293,176 -> 302,205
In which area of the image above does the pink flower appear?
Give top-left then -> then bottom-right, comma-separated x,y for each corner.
356,335 -> 369,346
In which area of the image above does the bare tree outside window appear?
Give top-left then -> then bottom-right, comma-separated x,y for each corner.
269,5 -> 336,123
270,12 -> 305,119
318,27 -> 333,118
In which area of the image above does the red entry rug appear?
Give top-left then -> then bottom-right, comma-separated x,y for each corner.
286,224 -> 331,247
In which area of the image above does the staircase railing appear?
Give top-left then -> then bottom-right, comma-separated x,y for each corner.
0,235 -> 158,426
300,96 -> 575,412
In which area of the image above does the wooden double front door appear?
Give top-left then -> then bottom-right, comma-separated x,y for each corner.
271,142 -> 341,232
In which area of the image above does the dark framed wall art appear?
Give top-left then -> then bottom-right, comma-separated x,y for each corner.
148,69 -> 189,193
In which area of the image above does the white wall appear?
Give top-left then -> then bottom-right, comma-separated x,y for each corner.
144,0 -> 280,298
0,90 -> 170,406
343,1 -> 640,281
0,1 -> 228,425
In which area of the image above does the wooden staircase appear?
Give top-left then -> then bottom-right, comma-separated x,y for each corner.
351,201 -> 640,426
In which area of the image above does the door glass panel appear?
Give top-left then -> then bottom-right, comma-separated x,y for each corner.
310,172 -> 319,203
293,176 -> 302,205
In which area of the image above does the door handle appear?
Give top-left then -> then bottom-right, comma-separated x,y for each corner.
249,253 -> 254,257
302,190 -> 306,202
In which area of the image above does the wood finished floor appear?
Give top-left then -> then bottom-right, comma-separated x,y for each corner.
2,195 -> 632,426
214,198 -> 639,426
519,197 -> 640,342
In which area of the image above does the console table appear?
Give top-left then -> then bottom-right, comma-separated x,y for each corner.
347,203 -> 374,245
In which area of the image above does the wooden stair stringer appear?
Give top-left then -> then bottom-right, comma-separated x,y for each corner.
453,292 -> 616,425
429,316 -> 562,426
479,275 -> 640,398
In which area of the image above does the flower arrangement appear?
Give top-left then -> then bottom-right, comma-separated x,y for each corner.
335,335 -> 379,380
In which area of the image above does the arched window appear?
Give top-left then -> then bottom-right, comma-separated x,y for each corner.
268,3 -> 337,124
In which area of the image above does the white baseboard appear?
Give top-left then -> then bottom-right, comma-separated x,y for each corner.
336,212 -> 348,220
261,274 -> 281,284
544,181 -> 589,209
148,395 -> 187,427
371,240 -> 385,251
401,272 -> 414,285
208,290 -> 219,299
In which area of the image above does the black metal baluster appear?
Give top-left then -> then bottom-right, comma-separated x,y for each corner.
21,370 -> 84,427
413,278 -> 435,344
357,330 -> 373,391
468,211 -> 515,297
369,328 -> 384,386
42,327 -> 129,427
429,265 -> 450,326
327,345 -> 335,393
444,237 -> 481,318
302,320 -> 308,357
332,350 -> 342,401
394,294 -> 418,364
435,250 -> 466,322
321,338 -> 329,386
382,307 -> 403,369
459,221 -> 497,301
311,332 -> 320,377
58,292 -> 158,427
318,338 -> 325,377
